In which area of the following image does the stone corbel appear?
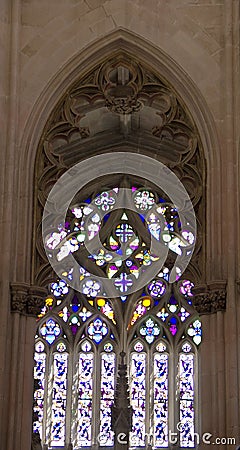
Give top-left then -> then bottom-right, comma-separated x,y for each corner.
192,281 -> 227,314
10,282 -> 47,316
10,282 -> 29,314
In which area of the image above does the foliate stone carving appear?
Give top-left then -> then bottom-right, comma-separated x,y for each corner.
99,59 -> 144,114
34,52 -> 205,288
28,286 -> 48,316
79,127 -> 90,138
192,281 -> 227,314
105,96 -> 143,114
10,283 -> 47,316
11,283 -> 29,314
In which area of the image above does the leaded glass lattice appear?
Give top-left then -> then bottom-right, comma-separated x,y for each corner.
153,352 -> 169,447
77,352 -> 94,446
179,351 -> 195,447
33,181 -> 201,449
50,350 -> 68,446
130,352 -> 146,447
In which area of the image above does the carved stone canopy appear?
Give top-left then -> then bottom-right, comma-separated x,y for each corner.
192,281 -> 227,314
34,52 -> 204,288
10,283 -> 47,316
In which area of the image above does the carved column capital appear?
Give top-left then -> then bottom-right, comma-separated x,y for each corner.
10,283 -> 47,317
192,281 -> 227,314
10,283 -> 29,314
28,286 -> 48,316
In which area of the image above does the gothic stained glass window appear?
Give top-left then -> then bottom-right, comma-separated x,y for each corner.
34,182 -> 202,449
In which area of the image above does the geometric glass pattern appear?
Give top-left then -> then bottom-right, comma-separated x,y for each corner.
140,317 -> 161,344
34,182 -> 201,449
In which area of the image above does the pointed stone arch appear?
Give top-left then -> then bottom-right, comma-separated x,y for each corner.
16,29 -> 222,290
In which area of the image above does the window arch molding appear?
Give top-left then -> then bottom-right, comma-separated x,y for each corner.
15,29 -> 224,290
29,32 -> 212,450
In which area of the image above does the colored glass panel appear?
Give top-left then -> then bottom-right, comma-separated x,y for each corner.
82,279 -> 101,297
179,353 -> 195,448
40,319 -> 61,345
140,318 -> 160,344
50,351 -> 68,446
77,352 -> 94,447
187,320 -> 202,345
33,345 -> 46,439
134,190 -> 155,211
95,191 -> 116,211
50,280 -> 69,298
148,280 -> 166,298
153,353 -> 168,447
130,352 -> 146,447
115,223 -> 134,243
99,352 -> 116,446
87,318 -> 108,344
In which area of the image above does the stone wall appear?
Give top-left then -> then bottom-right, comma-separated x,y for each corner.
0,1 -> 239,449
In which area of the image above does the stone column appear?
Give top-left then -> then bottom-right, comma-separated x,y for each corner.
7,283 -> 47,450
193,282 -> 227,450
